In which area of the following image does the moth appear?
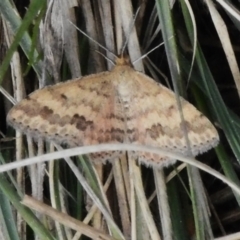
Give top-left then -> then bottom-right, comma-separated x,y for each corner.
7,56 -> 219,167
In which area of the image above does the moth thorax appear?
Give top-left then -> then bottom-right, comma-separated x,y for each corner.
117,83 -> 131,108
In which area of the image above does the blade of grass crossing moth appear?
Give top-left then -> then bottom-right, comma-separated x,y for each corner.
155,0 -> 192,159
181,0 -> 240,234
181,1 -> 219,239
179,2 -> 215,238
154,2 -> 180,239
156,1 -> 214,239
189,77 -> 240,206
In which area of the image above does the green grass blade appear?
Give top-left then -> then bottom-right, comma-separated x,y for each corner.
0,0 -> 46,83
0,190 -> 20,240
168,178 -> 189,239
0,174 -> 55,240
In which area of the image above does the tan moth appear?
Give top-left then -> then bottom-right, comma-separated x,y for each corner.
7,54 -> 219,167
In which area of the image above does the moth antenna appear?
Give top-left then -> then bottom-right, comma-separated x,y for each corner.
121,7 -> 141,57
133,36 -> 173,65
132,42 -> 164,65
68,20 -> 117,60
95,50 -> 115,67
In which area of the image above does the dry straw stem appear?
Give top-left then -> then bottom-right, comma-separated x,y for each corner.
130,159 -> 161,240
1,144 -> 240,196
205,0 -> 240,98
215,231 -> 240,240
72,171 -> 113,239
51,145 -> 124,239
153,169 -> 172,240
48,143 -> 73,240
21,195 -> 118,240
148,163 -> 188,204
215,0 -> 240,21
112,159 -> 131,237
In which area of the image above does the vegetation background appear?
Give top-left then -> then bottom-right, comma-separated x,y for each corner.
0,0 -> 240,239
